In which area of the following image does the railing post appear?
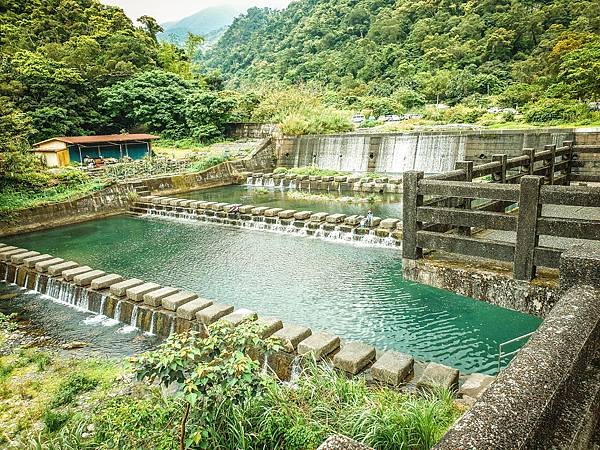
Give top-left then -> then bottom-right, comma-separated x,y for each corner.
402,171 -> 424,260
514,176 -> 544,280
522,148 -> 535,175
454,161 -> 473,236
544,144 -> 556,185
563,140 -> 574,185
492,154 -> 508,183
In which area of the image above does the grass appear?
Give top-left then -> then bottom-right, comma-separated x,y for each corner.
188,155 -> 230,173
287,191 -> 382,204
0,180 -> 108,217
273,166 -> 350,177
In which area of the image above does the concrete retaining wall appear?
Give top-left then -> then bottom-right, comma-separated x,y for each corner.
225,122 -> 279,139
0,183 -> 136,238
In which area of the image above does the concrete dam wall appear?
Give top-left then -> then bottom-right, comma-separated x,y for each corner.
275,128 -> 577,174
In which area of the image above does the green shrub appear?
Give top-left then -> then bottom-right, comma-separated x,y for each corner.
49,373 -> 98,408
8,171 -> 53,191
524,98 -> 590,123
442,105 -> 486,123
273,167 -> 288,174
42,409 -> 71,433
189,155 -> 229,173
55,169 -> 90,186
288,166 -> 349,177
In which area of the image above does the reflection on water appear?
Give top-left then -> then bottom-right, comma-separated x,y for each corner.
177,184 -> 404,218
0,282 -> 159,357
5,215 -> 541,374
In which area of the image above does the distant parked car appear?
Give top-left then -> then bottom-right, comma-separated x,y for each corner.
352,114 -> 365,123
386,114 -> 401,122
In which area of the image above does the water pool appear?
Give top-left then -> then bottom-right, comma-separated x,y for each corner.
176,185 -> 404,218
5,215 -> 541,374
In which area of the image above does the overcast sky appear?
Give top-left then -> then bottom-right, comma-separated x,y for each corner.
101,0 -> 292,23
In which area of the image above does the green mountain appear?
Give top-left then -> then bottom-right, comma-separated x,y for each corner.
159,6 -> 243,46
203,0 -> 600,106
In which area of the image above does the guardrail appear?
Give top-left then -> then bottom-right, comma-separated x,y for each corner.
402,140 -> 600,281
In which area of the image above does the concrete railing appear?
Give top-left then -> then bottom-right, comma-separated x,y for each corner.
402,141 -> 600,281
436,242 -> 600,449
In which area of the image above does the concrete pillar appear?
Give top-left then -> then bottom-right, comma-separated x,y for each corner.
455,161 -> 473,236
514,176 -> 543,280
402,171 -> 424,260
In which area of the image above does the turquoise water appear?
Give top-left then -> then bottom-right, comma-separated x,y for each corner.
4,215 -> 541,374
177,185 -> 404,218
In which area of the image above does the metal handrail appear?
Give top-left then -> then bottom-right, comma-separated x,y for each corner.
497,331 -> 535,373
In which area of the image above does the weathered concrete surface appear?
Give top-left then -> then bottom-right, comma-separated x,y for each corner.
251,206 -> 269,216
163,291 -> 197,311
326,214 -> 346,224
310,212 -> 329,222
10,251 -> 40,264
176,297 -> 212,320
297,332 -> 340,358
417,362 -> 459,392
293,211 -> 312,220
317,435 -> 373,450
62,266 -> 93,281
560,241 -> 600,291
110,278 -> 144,297
333,342 -> 376,375
73,270 -> 106,286
23,254 -> 54,268
126,282 -> 161,302
0,248 -> 28,261
436,284 -> 600,449
47,261 -> 79,276
458,373 -> 495,401
278,209 -> 296,219
90,273 -> 123,290
379,218 -> 400,229
264,208 -> 284,217
221,308 -> 257,326
403,256 -> 558,317
256,316 -> 283,337
273,324 -> 312,352
371,351 -> 414,386
35,257 -> 65,272
143,287 -> 180,307
196,303 -> 234,324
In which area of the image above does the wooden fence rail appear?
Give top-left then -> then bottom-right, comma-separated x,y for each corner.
402,140 -> 600,281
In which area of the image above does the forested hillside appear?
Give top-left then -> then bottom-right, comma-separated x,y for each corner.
0,0 -> 250,150
204,0 -> 600,110
159,6 -> 241,46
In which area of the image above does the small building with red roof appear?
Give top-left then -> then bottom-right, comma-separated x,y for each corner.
31,133 -> 160,167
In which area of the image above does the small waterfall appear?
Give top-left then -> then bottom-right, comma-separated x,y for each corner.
327,226 -> 342,240
246,176 -> 253,185
23,271 -> 29,289
34,274 -> 41,291
130,305 -> 139,328
278,179 -> 284,189
289,356 -> 302,383
289,180 -> 297,190
298,222 -> 310,236
272,219 -> 285,233
313,223 -> 326,238
168,320 -> 176,336
261,357 -> 270,375
113,300 -> 123,322
265,178 -> 275,188
148,310 -> 158,335
99,295 -> 108,315
78,289 -> 90,310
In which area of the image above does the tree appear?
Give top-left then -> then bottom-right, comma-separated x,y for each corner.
559,39 -> 600,100
138,15 -> 164,41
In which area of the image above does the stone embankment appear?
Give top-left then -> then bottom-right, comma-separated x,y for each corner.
242,172 -> 403,194
0,242 -> 492,401
131,195 -> 403,246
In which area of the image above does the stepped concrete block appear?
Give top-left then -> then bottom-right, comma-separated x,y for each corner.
221,308 -> 257,326
371,217 -> 382,227
0,243 -> 6,248
294,211 -> 312,220
317,435 -> 374,450
344,215 -> 362,225
143,286 -> 180,307
416,362 -> 459,392
321,176 -> 334,181
298,332 -> 340,358
264,207 -> 284,217
215,202 -> 231,211
333,342 -> 376,375
168,199 -> 180,206
62,266 -> 93,281
126,282 -> 161,302
285,173 -> 298,180
163,291 -> 198,311
375,228 -> 390,238
110,278 -> 145,297
326,214 -> 346,224
379,218 -> 400,229
35,258 -> 65,272
389,177 -> 401,184
371,351 -> 414,385
90,274 -> 123,290
159,198 -> 171,205
278,209 -> 297,219
459,373 -> 495,400
333,176 -> 348,182
196,303 -> 234,324
139,196 -> 154,202
273,324 -> 312,353
0,248 -> 28,261
239,205 -> 256,214
187,201 -> 201,208
308,175 -> 321,181
256,317 -> 283,337
74,270 -> 106,286
310,212 -> 329,222
0,246 -> 18,254
151,197 -> 163,205
252,173 -> 263,177
251,206 -> 269,216
11,251 -> 40,264
176,297 -> 212,320
23,254 -> 54,268
178,200 -> 193,207
202,202 -> 217,210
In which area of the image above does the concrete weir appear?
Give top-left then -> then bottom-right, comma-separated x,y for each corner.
0,243 -> 492,396
130,196 -> 403,248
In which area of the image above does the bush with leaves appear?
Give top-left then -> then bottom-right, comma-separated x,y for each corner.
131,320 -> 282,449
524,98 -> 590,124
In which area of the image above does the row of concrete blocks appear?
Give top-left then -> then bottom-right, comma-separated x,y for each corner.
139,195 -> 403,231
0,242 -> 492,398
241,171 -> 402,185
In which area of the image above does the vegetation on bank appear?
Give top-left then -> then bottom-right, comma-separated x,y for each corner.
287,191 -> 384,204
0,317 -> 462,449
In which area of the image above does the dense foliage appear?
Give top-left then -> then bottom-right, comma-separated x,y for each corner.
204,0 -> 600,115
0,0 -> 243,148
